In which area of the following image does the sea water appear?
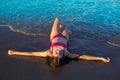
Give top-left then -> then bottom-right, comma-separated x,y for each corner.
0,0 -> 120,43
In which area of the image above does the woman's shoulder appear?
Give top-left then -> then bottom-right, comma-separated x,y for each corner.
46,49 -> 52,57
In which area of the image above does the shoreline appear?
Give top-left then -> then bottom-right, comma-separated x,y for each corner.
0,26 -> 120,80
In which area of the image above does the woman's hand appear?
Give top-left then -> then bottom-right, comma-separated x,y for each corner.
101,57 -> 110,63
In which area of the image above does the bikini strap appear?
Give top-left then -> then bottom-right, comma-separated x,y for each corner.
50,42 -> 66,49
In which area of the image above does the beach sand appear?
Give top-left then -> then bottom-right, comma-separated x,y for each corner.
0,26 -> 120,80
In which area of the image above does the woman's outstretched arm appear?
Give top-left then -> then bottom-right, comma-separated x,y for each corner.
8,50 -> 49,57
67,53 -> 110,63
78,55 -> 110,63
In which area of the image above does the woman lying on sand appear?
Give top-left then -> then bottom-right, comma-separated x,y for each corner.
8,18 -> 110,68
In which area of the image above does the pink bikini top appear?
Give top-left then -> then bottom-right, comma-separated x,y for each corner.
50,33 -> 68,49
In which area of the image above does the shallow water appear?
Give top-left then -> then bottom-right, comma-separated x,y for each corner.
0,0 -> 120,42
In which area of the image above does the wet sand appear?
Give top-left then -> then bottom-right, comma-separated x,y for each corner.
0,26 -> 120,80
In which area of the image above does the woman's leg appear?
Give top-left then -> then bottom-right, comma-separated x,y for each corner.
60,24 -> 69,40
50,17 -> 60,40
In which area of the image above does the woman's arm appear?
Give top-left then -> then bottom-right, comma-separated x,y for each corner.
67,53 -> 110,63
78,55 -> 110,63
8,50 -> 49,57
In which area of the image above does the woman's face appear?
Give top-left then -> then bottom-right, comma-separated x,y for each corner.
52,47 -> 63,58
